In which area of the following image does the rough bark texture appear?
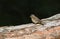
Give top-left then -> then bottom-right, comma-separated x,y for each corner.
0,14 -> 60,39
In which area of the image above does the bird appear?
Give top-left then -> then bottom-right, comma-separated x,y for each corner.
30,14 -> 43,24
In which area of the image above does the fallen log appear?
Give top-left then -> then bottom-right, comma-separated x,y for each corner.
0,13 -> 60,39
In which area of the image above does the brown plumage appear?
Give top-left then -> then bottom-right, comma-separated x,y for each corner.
30,14 -> 42,24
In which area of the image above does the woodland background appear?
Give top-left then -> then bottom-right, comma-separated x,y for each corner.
0,0 -> 60,26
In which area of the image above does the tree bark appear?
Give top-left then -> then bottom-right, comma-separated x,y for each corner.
0,14 -> 60,39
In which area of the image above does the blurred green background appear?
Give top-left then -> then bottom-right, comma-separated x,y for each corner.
0,0 -> 60,26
